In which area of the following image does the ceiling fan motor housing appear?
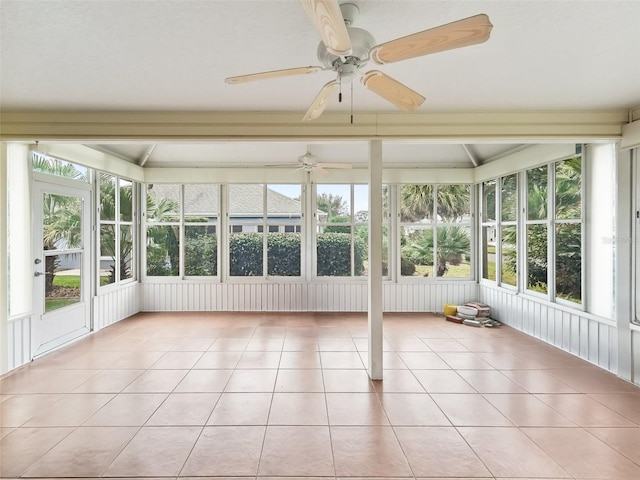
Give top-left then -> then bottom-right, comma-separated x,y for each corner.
317,26 -> 376,80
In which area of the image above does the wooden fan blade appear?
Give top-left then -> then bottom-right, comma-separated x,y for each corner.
317,162 -> 353,169
299,0 -> 352,56
225,66 -> 322,84
313,166 -> 332,177
361,70 -> 425,111
302,80 -> 339,122
370,14 -> 493,64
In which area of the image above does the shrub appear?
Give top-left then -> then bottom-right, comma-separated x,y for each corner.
268,233 -> 301,276
400,255 -> 416,276
229,232 -> 302,276
229,233 -> 263,276
317,232 -> 365,276
185,232 -> 217,276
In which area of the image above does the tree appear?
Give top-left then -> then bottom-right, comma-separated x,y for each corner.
401,184 -> 470,223
145,191 -> 180,276
99,176 -> 134,282
317,193 -> 347,218
33,155 -> 86,292
402,227 -> 470,277
510,158 -> 582,301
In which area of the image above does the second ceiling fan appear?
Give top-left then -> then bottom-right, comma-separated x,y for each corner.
225,0 -> 493,122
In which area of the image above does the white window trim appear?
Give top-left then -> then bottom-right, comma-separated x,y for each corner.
398,183 -> 474,283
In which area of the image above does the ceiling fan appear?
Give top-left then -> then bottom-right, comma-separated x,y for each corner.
267,147 -> 353,177
225,0 -> 493,122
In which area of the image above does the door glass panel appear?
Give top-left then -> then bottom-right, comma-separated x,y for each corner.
43,194 -> 83,250
45,252 -> 82,312
42,192 -> 84,312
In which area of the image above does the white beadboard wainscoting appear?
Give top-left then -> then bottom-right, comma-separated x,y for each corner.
93,282 -> 141,330
480,284 -> 619,374
141,281 -> 479,312
4,283 -> 141,373
7,314 -> 32,372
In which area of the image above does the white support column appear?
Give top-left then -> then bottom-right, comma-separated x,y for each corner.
368,140 -> 383,380
615,146 -> 633,381
0,143 -> 8,374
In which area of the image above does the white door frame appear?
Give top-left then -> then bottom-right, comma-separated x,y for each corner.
32,180 -> 92,357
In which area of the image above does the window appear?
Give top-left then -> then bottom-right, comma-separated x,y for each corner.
523,155 -> 583,304
400,184 -> 472,278
316,184 -> 372,277
32,152 -> 89,182
228,184 -> 302,277
481,179 -> 497,281
500,174 -> 518,287
525,166 -> 549,295
554,157 -> 582,303
145,184 -> 181,276
99,174 -> 136,286
184,184 -> 218,277
482,175 -> 518,287
145,184 -> 219,278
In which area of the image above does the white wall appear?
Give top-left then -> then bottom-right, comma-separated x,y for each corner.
480,284 -> 618,372
142,282 -> 478,313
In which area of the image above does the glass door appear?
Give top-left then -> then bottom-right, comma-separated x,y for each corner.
32,181 -> 92,356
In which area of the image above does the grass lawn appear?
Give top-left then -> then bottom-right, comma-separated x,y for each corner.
413,263 -> 471,278
53,275 -> 110,287
485,261 -> 517,286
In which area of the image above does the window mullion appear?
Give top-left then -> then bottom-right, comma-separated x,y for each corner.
548,163 -> 556,302
263,184 -> 268,278
115,177 -> 121,284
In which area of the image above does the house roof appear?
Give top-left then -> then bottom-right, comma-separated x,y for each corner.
148,184 -> 302,217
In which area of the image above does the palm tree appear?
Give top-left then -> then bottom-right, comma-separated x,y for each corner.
145,190 -> 180,275
33,154 -> 87,292
99,177 -> 134,282
401,184 -> 470,223
435,226 -> 470,276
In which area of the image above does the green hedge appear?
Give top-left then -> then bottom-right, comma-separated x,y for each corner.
268,233 -> 301,276
150,230 -> 365,277
317,232 -> 365,276
229,233 -> 264,276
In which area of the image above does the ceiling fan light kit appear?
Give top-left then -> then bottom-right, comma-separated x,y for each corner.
225,0 -> 493,122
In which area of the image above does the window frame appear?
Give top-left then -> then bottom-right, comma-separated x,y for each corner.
398,183 -> 474,282
97,173 -> 138,291
313,183 -> 374,280
520,152 -> 585,308
226,183 -> 304,281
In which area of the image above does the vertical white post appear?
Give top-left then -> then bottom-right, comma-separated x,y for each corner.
0,143 -> 8,374
368,140 -> 383,380
615,146 -> 633,381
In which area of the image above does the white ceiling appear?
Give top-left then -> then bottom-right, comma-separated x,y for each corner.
90,141 -> 525,168
2,0 -> 638,167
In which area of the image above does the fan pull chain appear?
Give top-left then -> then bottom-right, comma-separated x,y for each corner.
350,81 -> 354,124
338,73 -> 342,103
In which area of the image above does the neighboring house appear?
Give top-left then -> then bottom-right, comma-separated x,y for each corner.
147,184 -> 328,233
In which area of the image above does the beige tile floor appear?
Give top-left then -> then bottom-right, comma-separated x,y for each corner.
1,311 -> 640,479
